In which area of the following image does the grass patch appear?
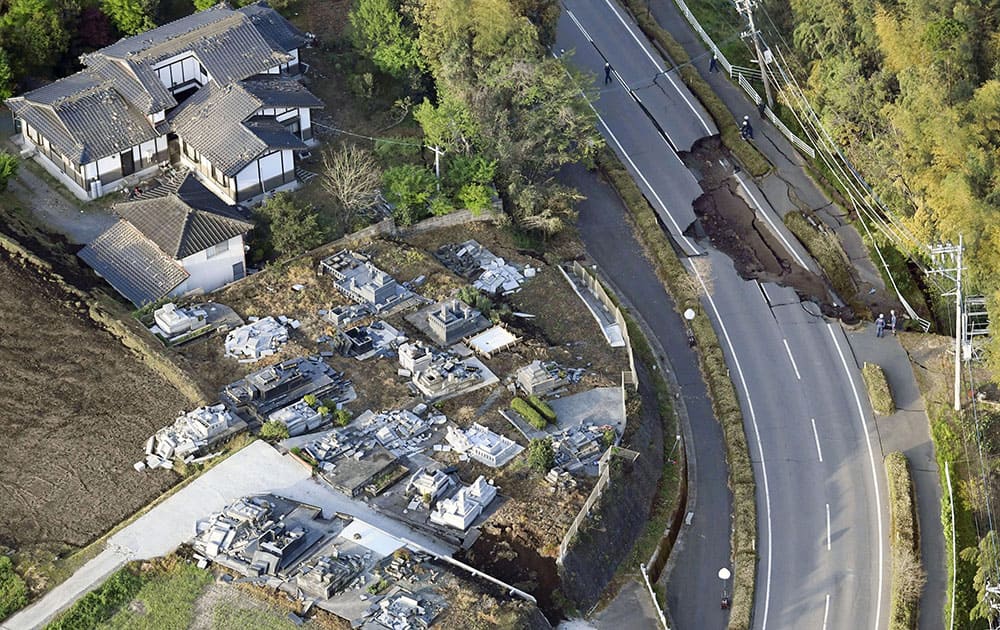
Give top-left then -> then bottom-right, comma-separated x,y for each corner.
0,556 -> 28,619
619,0 -> 771,178
102,559 -> 212,630
862,362 -> 895,416
784,211 -> 864,314
885,452 -> 923,630
45,566 -> 145,630
931,407 -> 986,628
597,146 -> 757,630
212,602 -> 299,630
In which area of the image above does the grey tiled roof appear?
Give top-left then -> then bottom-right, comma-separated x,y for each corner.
237,2 -> 311,52
82,2 -> 302,114
116,172 -> 254,258
80,221 -> 189,307
169,76 -> 317,176
4,1 -> 311,167
7,71 -> 158,164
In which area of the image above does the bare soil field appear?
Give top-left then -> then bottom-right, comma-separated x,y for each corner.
0,249 -> 185,567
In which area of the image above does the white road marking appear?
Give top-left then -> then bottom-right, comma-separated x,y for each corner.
565,9 -> 592,42
691,262 -> 774,629
827,323 -> 884,630
783,338 -> 801,380
811,418 -> 823,462
826,503 -> 831,550
823,593 -> 831,630
734,173 -> 810,270
554,28 -> 699,255
598,0 -> 714,134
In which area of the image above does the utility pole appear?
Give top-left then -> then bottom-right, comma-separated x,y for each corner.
427,145 -> 445,191
929,235 -> 964,411
734,0 -> 775,109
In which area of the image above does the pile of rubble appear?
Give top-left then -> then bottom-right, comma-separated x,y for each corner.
398,342 -> 498,400
137,404 -> 246,471
224,316 -> 289,362
357,403 -> 448,457
434,240 -> 536,295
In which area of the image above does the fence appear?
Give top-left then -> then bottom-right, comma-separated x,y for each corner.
569,261 -> 637,389
640,563 -> 671,629
672,0 -> 816,159
557,446 -> 641,563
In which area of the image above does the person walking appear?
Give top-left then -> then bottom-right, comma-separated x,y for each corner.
740,115 -> 754,140
604,62 -> 612,85
889,310 -> 897,335
709,52 -> 718,72
876,313 -> 885,338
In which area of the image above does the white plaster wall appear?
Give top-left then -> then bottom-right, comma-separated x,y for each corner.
175,235 -> 246,295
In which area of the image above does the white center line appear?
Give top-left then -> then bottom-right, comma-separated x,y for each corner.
783,338 -> 801,379
823,593 -> 831,630
598,0 -> 714,134
826,503 -> 831,550
811,418 -> 823,462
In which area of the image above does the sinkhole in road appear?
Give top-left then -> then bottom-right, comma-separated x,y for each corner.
681,137 -> 858,322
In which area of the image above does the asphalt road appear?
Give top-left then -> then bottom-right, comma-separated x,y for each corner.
557,2 -> 890,628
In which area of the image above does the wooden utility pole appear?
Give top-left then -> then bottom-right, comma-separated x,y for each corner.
735,0 -> 775,109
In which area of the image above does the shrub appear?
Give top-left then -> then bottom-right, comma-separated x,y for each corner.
333,408 -> 353,427
527,395 -> 557,423
0,556 -> 27,619
602,428 -> 616,448
527,437 -> 555,472
428,194 -> 455,217
303,394 -> 318,407
456,285 -> 492,316
457,183 -> 493,214
443,154 -> 496,190
862,362 -> 895,415
317,406 -> 330,416
251,193 -> 327,261
258,420 -> 289,441
513,397 -> 547,430
0,152 -> 19,191
383,164 -> 436,225
47,567 -> 144,629
885,451 -> 923,629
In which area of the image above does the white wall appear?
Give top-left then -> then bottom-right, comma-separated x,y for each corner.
153,52 -> 208,90
174,235 -> 246,296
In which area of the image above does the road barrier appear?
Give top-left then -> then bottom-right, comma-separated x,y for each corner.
672,0 -> 816,158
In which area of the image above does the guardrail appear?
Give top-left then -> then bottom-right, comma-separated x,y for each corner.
672,0 -> 816,159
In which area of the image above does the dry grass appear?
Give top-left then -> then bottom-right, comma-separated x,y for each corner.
784,211 -> 862,314
885,451 -> 923,630
863,362 -> 895,416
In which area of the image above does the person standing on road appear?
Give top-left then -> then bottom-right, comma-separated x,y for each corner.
876,313 -> 886,337
740,115 -> 754,140
890,310 -> 897,335
604,62 -> 612,85
709,52 -> 718,72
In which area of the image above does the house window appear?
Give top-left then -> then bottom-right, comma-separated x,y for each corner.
232,261 -> 245,280
206,240 -> 230,259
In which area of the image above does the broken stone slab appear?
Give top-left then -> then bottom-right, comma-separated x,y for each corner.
292,284 -> 305,292
133,461 -> 147,472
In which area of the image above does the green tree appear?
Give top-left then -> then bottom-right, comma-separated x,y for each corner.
101,0 -> 157,35
527,437 -> 554,472
193,0 -> 215,10
0,556 -> 28,619
0,0 -> 69,78
383,164 -> 437,225
349,0 -> 422,77
0,50 -> 13,100
961,529 -> 1000,624
252,192 -> 327,259
0,153 -> 19,191
333,408 -> 352,427
259,420 -> 289,441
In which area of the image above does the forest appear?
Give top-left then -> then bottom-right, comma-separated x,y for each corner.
759,0 -> 1000,367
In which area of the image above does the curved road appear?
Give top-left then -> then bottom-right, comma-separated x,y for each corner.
556,2 -> 890,628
